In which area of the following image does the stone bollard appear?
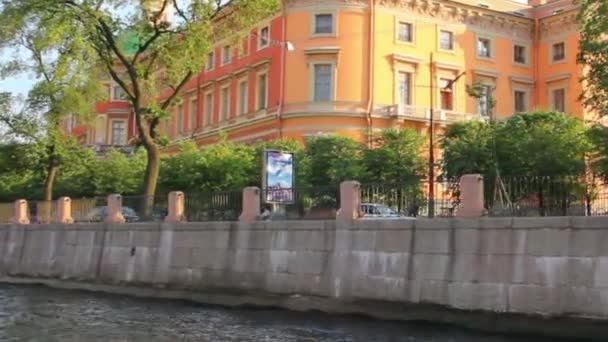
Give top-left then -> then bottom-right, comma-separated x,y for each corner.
54,197 -> 74,224
165,191 -> 185,223
10,199 -> 29,225
239,187 -> 261,223
105,194 -> 125,223
337,181 -> 361,221
456,174 -> 485,218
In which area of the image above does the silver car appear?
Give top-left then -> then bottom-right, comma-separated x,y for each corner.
360,203 -> 415,219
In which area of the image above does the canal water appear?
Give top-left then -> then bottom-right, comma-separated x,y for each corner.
0,285 -> 563,341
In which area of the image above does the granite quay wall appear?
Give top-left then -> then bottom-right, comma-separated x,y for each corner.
0,216 -> 607,339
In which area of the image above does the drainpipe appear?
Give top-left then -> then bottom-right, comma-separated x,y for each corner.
365,0 -> 376,147
278,0 -> 288,139
534,16 -> 540,108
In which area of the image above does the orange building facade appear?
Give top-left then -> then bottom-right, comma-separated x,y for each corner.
70,0 -> 585,150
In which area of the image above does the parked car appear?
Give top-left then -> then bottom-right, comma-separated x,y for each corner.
84,206 -> 140,223
360,203 -> 415,219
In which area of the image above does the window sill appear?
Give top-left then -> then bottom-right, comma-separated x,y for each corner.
438,48 -> 456,54
395,40 -> 416,47
550,59 -> 567,65
513,61 -> 530,68
311,33 -> 337,38
257,45 -> 269,51
476,55 -> 495,62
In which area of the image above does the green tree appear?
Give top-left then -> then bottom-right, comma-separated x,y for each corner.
577,0 -> 608,114
0,0 -> 280,211
89,149 -> 147,196
302,136 -> 364,186
440,120 -> 496,179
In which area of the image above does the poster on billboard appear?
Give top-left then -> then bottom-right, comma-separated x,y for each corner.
263,150 -> 295,203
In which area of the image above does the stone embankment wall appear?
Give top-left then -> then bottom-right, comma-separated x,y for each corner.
0,217 -> 607,338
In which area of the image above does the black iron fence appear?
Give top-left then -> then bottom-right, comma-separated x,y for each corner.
184,190 -> 242,222
121,195 -> 169,222
359,180 -> 460,218
485,175 -> 608,217
260,186 -> 340,220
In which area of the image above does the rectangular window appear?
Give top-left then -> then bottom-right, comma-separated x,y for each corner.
222,45 -> 231,65
439,30 -> 454,50
257,73 -> 267,110
111,85 -> 127,101
552,88 -> 566,112
190,99 -> 198,131
204,92 -> 213,126
440,78 -> 453,110
477,37 -> 491,58
398,71 -> 411,106
238,80 -> 248,116
111,120 -> 127,145
514,90 -> 526,113
177,104 -> 184,134
206,52 -> 215,71
398,22 -> 413,43
514,45 -> 526,64
220,87 -> 230,121
478,85 -> 493,117
314,14 -> 334,34
313,64 -> 333,102
259,26 -> 269,49
552,42 -> 565,62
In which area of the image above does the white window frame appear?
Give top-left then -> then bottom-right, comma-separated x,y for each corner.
476,35 -> 494,60
438,29 -> 454,52
220,85 -> 231,122
237,77 -> 249,116
189,98 -> 198,131
257,25 -> 270,50
551,41 -> 566,63
477,83 -> 495,117
439,78 -> 455,111
310,61 -> 336,102
255,71 -> 269,111
513,44 -> 528,66
395,70 -> 413,107
206,51 -> 215,71
550,87 -> 567,112
513,89 -> 529,113
395,18 -> 414,45
109,119 -> 127,145
311,12 -> 336,37
110,85 -> 128,102
204,90 -> 214,127
222,45 -> 232,66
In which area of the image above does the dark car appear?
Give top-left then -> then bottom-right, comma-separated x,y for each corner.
84,206 -> 140,223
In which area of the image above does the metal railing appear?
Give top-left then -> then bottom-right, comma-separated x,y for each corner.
121,195 -> 169,222
260,186 -> 340,220
374,104 -> 482,123
282,101 -> 367,115
485,176 -> 608,217
184,190 -> 242,222
360,180 -> 460,218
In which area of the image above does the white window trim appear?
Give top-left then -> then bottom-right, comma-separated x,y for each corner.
109,119 -> 127,145
221,45 -> 232,66
311,11 -> 337,38
549,86 -> 568,112
237,77 -> 249,116
395,18 -> 415,46
219,85 -> 231,122
204,90 -> 214,127
512,88 -> 530,113
309,61 -> 337,102
257,24 -> 271,51
110,84 -> 128,102
550,41 -> 567,64
206,51 -> 215,71
513,43 -> 530,67
394,69 -> 415,107
189,98 -> 198,131
476,34 -> 495,61
255,71 -> 269,111
437,28 -> 455,53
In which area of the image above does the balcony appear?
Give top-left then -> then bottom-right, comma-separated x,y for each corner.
375,104 -> 482,124
282,101 -> 368,117
87,144 -> 136,156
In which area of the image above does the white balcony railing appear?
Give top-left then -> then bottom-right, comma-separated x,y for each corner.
375,104 -> 483,123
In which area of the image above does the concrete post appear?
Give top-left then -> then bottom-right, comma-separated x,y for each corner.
105,194 -> 125,223
456,174 -> 485,218
10,199 -> 29,225
54,197 -> 74,224
337,181 -> 361,221
165,191 -> 185,223
239,187 -> 260,223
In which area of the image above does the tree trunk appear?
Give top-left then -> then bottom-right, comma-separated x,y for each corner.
142,143 -> 161,219
40,159 -> 58,223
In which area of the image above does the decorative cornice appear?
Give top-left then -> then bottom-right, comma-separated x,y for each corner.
434,61 -> 463,72
473,68 -> 500,78
392,53 -> 423,64
510,75 -> 534,85
545,73 -> 572,83
304,46 -> 341,55
250,57 -> 272,70
539,10 -> 578,40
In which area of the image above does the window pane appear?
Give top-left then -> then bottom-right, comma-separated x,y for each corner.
553,89 -> 565,112
207,53 -> 214,70
205,94 -> 213,125
260,27 -> 269,47
112,86 -> 126,100
111,121 -> 126,145
398,22 -> 412,42
221,88 -> 229,120
257,74 -> 267,110
177,105 -> 184,133
514,45 -> 526,64
222,46 -> 231,64
314,64 -> 332,102
398,72 -> 410,106
315,14 -> 333,34
477,38 -> 490,57
440,30 -> 453,50
239,81 -> 248,115
514,91 -> 526,112
440,78 -> 453,110
553,43 -> 565,61
190,100 -> 197,130
478,85 -> 493,116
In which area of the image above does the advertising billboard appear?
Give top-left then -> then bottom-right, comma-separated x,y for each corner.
263,150 -> 295,203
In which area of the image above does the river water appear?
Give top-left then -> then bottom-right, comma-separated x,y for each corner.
0,285 -> 563,342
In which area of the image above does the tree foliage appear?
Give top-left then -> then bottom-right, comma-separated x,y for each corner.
577,0 -> 608,115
